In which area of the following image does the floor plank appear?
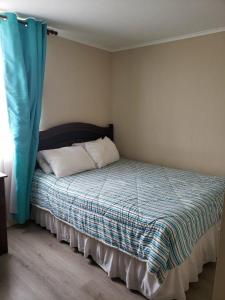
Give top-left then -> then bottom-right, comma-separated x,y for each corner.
0,222 -> 216,300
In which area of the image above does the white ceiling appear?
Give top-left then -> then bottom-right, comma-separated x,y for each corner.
1,0 -> 225,51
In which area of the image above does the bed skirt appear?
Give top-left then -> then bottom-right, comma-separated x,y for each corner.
31,205 -> 220,300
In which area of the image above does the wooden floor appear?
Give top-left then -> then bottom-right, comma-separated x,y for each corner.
0,223 -> 216,300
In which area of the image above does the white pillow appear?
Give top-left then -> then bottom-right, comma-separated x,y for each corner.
37,152 -> 53,174
72,141 -> 86,147
72,138 -> 102,148
40,146 -> 96,178
85,137 -> 119,168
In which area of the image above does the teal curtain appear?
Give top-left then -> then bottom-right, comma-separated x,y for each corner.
0,13 -> 47,223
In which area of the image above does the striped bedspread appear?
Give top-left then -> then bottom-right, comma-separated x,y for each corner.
31,159 -> 225,283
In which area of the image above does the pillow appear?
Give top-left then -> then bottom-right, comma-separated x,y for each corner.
72,138 -> 102,148
37,152 -> 53,174
85,137 -> 119,168
40,146 -> 96,178
72,141 -> 86,147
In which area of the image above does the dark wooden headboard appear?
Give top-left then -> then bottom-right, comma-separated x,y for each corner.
38,122 -> 113,151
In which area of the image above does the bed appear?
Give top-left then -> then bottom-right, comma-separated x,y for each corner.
31,122 -> 225,300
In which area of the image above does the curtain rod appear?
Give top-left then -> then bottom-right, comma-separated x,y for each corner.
0,14 -> 58,36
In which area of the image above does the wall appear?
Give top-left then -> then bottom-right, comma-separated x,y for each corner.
41,33 -> 225,176
41,36 -> 112,130
112,32 -> 225,176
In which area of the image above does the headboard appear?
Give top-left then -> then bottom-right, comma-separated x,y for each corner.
39,122 -> 113,151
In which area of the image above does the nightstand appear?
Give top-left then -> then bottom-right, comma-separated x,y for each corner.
0,172 -> 8,255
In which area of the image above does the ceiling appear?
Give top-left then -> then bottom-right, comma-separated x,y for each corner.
1,0 -> 225,51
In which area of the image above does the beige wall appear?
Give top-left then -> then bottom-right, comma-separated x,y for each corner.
41,33 -> 225,176
112,32 -> 225,176
41,36 -> 112,130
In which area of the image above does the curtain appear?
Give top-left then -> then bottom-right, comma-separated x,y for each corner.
0,12 -> 47,224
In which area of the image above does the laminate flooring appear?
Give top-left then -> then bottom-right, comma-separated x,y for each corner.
0,223 -> 216,300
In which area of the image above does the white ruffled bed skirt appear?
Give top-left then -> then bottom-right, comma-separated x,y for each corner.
31,205 -> 220,300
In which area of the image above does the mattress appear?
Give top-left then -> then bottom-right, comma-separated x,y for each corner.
31,158 -> 225,283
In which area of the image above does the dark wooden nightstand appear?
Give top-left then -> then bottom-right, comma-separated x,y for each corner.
0,172 -> 8,255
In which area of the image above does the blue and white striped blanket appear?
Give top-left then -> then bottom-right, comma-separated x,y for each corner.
31,159 -> 225,282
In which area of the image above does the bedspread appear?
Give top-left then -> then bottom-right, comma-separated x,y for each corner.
31,159 -> 225,282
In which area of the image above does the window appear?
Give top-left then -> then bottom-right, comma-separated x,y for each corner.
0,53 -> 13,165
